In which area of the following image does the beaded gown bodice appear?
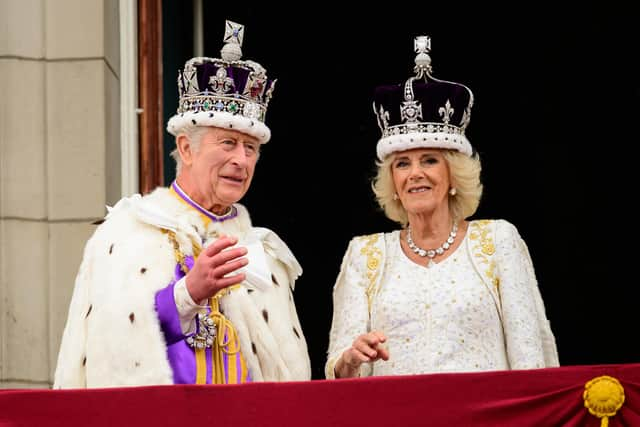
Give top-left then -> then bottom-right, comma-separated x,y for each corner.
370,231 -> 508,375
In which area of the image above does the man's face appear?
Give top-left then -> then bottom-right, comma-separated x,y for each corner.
181,127 -> 260,212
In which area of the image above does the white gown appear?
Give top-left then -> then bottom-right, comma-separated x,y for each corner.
325,219 -> 558,378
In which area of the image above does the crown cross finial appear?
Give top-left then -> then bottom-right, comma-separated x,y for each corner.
414,36 -> 431,54
414,35 -> 433,79
221,20 -> 244,61
224,20 -> 244,45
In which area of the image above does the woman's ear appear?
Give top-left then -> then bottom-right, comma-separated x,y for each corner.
176,134 -> 193,167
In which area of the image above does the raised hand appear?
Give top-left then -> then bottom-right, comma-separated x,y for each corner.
185,236 -> 248,303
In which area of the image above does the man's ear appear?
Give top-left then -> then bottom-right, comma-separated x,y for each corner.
176,134 -> 193,167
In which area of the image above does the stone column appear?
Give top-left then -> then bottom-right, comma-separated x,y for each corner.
0,0 -> 121,388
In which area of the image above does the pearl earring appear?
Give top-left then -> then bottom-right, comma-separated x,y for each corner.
449,188 -> 457,196
393,193 -> 399,200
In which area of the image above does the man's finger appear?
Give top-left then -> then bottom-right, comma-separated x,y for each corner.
212,258 -> 248,279
204,236 -> 238,257
214,273 -> 246,290
208,246 -> 248,267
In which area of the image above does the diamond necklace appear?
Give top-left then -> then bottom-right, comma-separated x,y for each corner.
406,222 -> 458,268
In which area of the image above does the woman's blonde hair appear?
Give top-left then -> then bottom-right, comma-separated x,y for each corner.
372,150 -> 483,226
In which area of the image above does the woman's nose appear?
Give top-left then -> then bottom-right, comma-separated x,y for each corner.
408,163 -> 423,180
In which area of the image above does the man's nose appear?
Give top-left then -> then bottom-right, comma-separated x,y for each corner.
230,144 -> 248,166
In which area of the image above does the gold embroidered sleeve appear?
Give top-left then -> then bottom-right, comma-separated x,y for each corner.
325,235 -> 381,378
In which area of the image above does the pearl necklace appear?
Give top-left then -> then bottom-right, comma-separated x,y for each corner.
406,222 -> 458,268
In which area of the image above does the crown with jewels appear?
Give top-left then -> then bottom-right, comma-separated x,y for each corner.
167,20 -> 277,143
373,36 -> 474,160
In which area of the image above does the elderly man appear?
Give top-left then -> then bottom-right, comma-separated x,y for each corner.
53,21 -> 311,387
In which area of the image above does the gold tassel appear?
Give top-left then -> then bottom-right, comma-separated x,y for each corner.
209,288 -> 243,384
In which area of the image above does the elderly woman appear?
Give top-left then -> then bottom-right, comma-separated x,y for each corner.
326,36 -> 558,379
54,21 -> 311,387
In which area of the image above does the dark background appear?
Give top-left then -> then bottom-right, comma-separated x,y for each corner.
162,3 -> 639,379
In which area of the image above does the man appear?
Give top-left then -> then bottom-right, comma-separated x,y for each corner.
53,20 -> 311,387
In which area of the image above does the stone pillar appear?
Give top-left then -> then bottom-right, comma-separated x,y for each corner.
0,0 -> 121,388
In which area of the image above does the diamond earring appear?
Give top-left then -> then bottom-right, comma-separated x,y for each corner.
449,188 -> 457,196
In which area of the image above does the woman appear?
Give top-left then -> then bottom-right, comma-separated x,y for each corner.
325,35 -> 558,379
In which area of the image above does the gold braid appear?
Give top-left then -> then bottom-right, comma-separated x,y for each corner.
163,229 -> 202,274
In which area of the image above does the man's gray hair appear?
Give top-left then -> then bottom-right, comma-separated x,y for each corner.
170,126 -> 210,176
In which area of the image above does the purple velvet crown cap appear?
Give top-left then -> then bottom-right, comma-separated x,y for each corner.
167,20 -> 276,143
373,35 -> 474,160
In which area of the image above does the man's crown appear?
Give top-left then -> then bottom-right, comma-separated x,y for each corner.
167,20 -> 276,143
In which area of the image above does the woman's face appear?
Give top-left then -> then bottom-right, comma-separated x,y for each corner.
391,148 -> 451,216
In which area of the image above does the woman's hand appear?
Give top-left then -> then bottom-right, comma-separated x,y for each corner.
185,236 -> 248,303
335,330 -> 389,378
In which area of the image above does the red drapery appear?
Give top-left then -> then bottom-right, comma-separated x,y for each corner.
1,363 -> 639,426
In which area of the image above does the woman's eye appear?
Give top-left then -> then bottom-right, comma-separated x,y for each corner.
394,160 -> 409,168
422,157 -> 438,165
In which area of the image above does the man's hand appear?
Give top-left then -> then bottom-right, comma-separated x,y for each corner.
185,236 -> 247,303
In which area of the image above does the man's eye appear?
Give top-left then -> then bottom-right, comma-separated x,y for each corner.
223,139 -> 235,146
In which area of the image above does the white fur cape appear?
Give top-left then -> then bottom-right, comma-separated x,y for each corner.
53,188 -> 311,388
